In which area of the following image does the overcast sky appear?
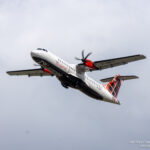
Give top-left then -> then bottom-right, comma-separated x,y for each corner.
0,0 -> 150,150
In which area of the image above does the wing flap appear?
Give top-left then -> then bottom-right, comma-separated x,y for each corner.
7,68 -> 54,77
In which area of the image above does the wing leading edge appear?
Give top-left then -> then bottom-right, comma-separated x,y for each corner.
7,68 -> 54,77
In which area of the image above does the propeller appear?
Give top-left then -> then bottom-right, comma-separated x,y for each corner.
75,50 -> 92,63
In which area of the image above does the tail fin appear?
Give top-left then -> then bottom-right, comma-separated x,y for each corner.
101,75 -> 138,98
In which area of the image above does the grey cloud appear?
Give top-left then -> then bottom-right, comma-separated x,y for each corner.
0,0 -> 149,150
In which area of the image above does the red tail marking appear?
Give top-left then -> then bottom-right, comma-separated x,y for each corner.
106,75 -> 122,98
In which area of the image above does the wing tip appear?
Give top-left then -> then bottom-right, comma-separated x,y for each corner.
6,71 -> 11,75
132,75 -> 139,79
139,54 -> 146,59
6,71 -> 16,76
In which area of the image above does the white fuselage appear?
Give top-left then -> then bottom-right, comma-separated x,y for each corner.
31,49 -> 119,104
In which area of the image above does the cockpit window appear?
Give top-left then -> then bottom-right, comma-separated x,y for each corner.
37,48 -> 48,52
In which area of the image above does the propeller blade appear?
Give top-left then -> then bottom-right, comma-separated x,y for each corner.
82,50 -> 85,59
75,57 -> 82,60
85,52 -> 92,60
75,50 -> 92,63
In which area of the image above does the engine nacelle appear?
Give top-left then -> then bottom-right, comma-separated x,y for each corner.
85,59 -> 95,69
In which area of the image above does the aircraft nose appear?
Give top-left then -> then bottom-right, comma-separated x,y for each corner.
31,50 -> 37,57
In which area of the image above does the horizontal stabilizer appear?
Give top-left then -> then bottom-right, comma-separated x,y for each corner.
101,75 -> 139,82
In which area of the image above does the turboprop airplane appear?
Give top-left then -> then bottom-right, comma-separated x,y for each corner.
7,48 -> 146,105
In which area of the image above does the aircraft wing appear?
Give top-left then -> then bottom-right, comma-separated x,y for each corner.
77,54 -> 146,72
7,68 -> 54,77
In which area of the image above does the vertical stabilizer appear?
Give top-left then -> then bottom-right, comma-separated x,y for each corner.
106,75 -> 122,97
101,75 -> 138,98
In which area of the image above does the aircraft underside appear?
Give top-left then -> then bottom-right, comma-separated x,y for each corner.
57,74 -> 103,100
32,56 -> 103,100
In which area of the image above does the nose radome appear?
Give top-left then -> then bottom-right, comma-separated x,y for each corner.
31,50 -> 38,57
